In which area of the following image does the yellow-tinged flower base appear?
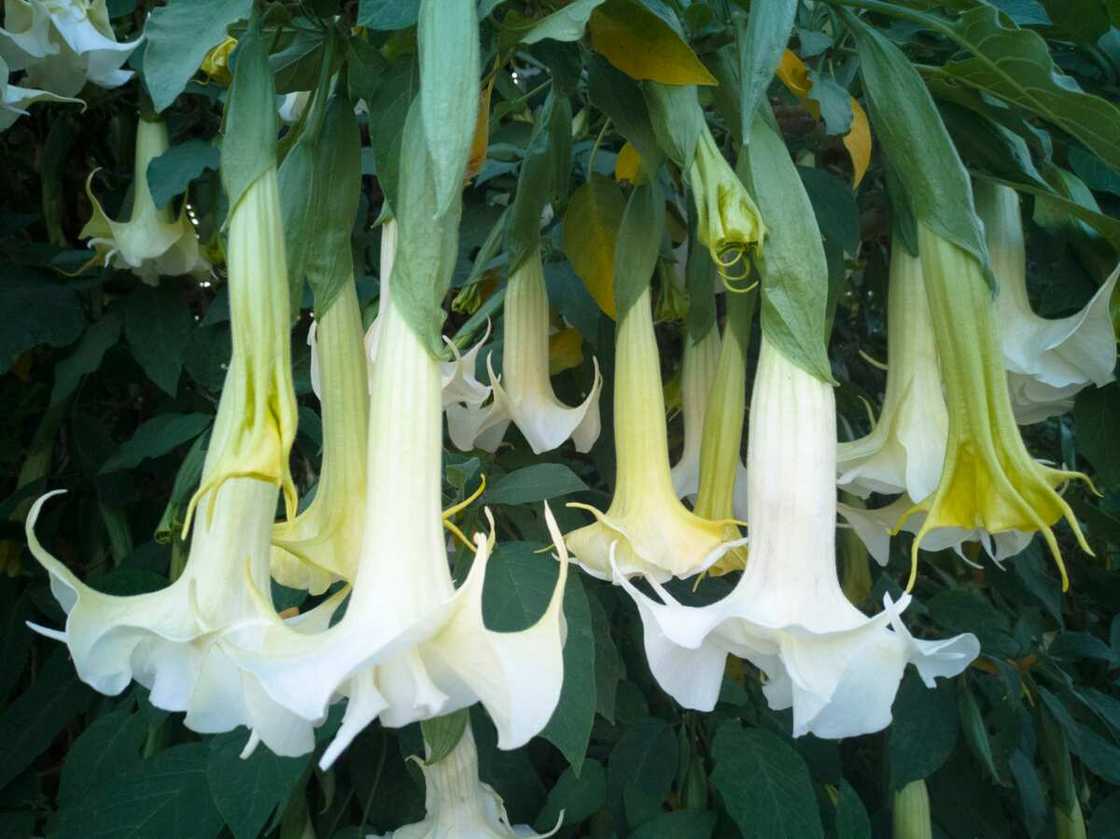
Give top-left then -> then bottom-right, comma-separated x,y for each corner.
907,225 -> 1093,590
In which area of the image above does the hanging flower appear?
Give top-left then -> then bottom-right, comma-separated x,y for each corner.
614,335 -> 979,737
226,292 -> 570,769
1,55 -> 80,130
977,182 -> 1118,424
450,247 -> 602,455
906,224 -> 1094,591
79,117 -> 210,284
837,242 -> 947,504
564,284 -> 744,581
272,278 -> 369,596
373,725 -> 561,839
0,0 -> 141,98
25,161 -> 320,757
670,324 -> 721,501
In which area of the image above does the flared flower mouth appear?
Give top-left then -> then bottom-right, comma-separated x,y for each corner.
908,223 -> 1095,591
612,336 -> 979,737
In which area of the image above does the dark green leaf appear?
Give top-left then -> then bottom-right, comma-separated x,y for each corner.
587,55 -> 662,168
0,272 -> 83,375
0,583 -> 32,704
144,0 -> 251,112
889,674 -> 960,789
50,313 -> 121,404
833,780 -> 871,839
421,709 -> 469,764
1089,791 -> 1120,838
357,0 -> 420,30
588,589 -> 622,722
534,759 -> 607,831
629,810 -> 717,839
540,573 -> 596,775
710,721 -> 824,839
59,706 -> 147,806
1074,383 -> 1120,487
222,16 -> 278,215
147,139 -> 220,209
735,0 -> 796,142
100,412 -> 212,473
121,284 -> 193,396
607,717 -> 678,829
613,178 -> 665,317
959,678 -> 1003,785
484,464 -> 589,505
206,730 -> 309,839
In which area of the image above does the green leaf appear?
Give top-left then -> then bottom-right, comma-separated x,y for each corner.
50,312 -> 121,405
1074,383 -> 1120,488
1088,791 -> 1120,838
206,730 -> 309,839
588,588 -> 622,722
939,102 -> 1049,191
100,412 -> 212,473
522,0 -> 606,43
0,271 -> 83,374
587,55 -> 663,169
889,674 -> 960,789
421,709 -> 469,764
958,678 -> 1003,785
121,284 -> 193,396
59,706 -> 147,806
613,178 -> 666,317
741,109 -> 832,382
484,463 -> 588,506
629,810 -> 717,839
366,58 -> 418,214
643,82 -> 705,169
56,744 -> 223,839
807,69 -> 853,135
607,717 -> 678,829
534,759 -> 607,831
0,649 -> 96,791
833,780 -> 871,839
221,16 -> 278,216
798,167 -> 860,254
357,0 -> 420,30
1069,146 -> 1120,197
539,572 -> 596,775
847,12 -> 991,276
143,0 -> 251,113
0,583 -> 33,704
147,139 -> 220,209
418,0 -> 479,215
710,721 -> 824,839
735,0 -> 797,142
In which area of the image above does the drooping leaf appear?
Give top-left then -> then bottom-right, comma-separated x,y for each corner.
221,15 -> 278,216
607,717 -> 679,830
357,0 -> 421,30
0,271 -> 83,375
206,730 -> 310,839
99,412 -> 213,473
59,706 -> 147,806
612,177 -> 666,317
889,674 -> 960,789
534,759 -> 607,831
588,0 -> 716,86
50,313 -> 121,404
564,175 -> 627,318
147,139 -> 220,209
735,0 -> 797,142
121,283 -> 193,396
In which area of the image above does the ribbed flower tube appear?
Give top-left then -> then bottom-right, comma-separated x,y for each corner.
670,323 -> 722,501
565,286 -> 743,581
977,182 -> 1118,424
615,335 -> 979,738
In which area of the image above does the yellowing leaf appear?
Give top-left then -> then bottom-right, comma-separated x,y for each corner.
777,49 -> 872,188
614,141 -> 642,183
588,0 -> 716,86
466,76 -> 496,180
844,98 -> 872,187
564,175 -> 627,318
549,327 -> 584,374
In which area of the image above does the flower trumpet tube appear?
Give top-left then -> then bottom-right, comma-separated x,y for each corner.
374,725 -> 561,839
79,117 -> 210,284
837,242 -> 947,503
669,323 -> 721,501
463,248 -> 602,454
691,289 -> 756,574
0,0 -> 141,98
272,278 -> 368,596
977,182 -> 1118,424
614,335 -> 980,737
24,163 -> 323,757
909,223 -> 1094,591
227,294 -> 569,769
564,285 -> 745,581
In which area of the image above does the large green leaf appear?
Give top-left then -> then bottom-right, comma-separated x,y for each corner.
613,178 -> 666,317
100,412 -> 212,473
221,15 -> 278,216
710,721 -> 825,839
58,705 -> 147,806
889,674 -> 960,788
357,0 -> 420,30
121,284 -> 193,396
484,464 -> 589,506
147,139 -> 220,210
206,730 -> 310,839
0,271 -> 83,374
606,717 -> 678,830
50,312 -> 121,405
735,0 -> 797,142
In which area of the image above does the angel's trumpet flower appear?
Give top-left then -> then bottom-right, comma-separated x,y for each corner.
564,285 -> 744,581
977,182 -> 1118,424
615,336 -> 979,738
0,0 -> 141,98
907,224 -> 1094,591
374,725 -> 560,839
227,293 -> 569,769
451,248 -> 602,454
79,117 -> 210,284
690,290 -> 755,574
272,278 -> 368,596
25,162 -> 321,757
669,324 -> 721,501
837,242 -> 947,503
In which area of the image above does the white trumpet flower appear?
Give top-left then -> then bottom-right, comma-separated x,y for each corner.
273,279 -> 369,596
565,286 -> 744,581
79,117 -> 210,284
616,336 -> 979,738
374,726 -> 560,839
227,294 -> 570,769
452,248 -> 602,454
977,182 -> 1118,424
837,243 -> 947,503
1,55 -> 80,130
25,165 -> 321,757
0,0 -> 140,98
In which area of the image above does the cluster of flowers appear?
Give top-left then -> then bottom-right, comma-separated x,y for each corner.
21,23 -> 1119,839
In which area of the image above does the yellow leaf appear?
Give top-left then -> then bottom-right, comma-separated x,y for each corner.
776,49 -> 811,97
549,327 -> 584,374
466,76 -> 495,180
563,175 -> 627,319
588,0 -> 716,86
614,142 -> 642,183
844,98 -> 872,188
